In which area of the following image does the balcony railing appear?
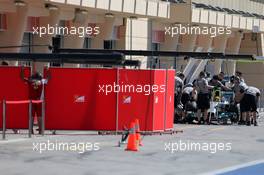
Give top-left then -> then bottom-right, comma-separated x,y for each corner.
46,0 -> 170,18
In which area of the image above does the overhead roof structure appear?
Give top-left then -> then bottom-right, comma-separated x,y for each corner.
55,48 -> 256,60
0,52 -> 127,65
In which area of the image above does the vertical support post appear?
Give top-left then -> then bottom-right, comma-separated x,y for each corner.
41,79 -> 46,136
115,68 -> 120,134
164,69 -> 168,131
121,0 -> 124,13
95,0 -> 98,8
149,19 -> 153,68
41,100 -> 45,136
134,0 -> 137,14
2,100 -> 6,140
152,69 -> 155,132
130,18 -> 133,60
174,56 -> 177,70
28,100 -> 32,138
109,0 -> 111,10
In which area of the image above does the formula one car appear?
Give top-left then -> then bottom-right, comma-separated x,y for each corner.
209,90 -> 239,125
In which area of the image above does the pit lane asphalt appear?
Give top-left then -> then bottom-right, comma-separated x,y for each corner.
0,113 -> 263,175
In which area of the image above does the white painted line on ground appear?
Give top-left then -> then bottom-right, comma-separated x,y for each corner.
0,131 -> 100,144
0,138 -> 30,144
201,159 -> 264,175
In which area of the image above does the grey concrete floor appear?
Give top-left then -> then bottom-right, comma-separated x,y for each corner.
0,113 -> 263,175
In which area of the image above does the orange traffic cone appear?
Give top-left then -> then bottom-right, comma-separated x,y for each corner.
135,119 -> 143,146
125,122 -> 139,151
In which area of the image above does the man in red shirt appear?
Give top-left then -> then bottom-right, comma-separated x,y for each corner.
27,72 -> 43,134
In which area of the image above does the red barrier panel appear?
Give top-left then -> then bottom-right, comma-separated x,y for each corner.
44,68 -> 117,130
117,69 -> 154,131
117,69 -> 167,131
0,66 -> 174,132
153,70 -> 166,131
164,70 -> 175,130
0,66 -> 30,129
44,68 -> 174,132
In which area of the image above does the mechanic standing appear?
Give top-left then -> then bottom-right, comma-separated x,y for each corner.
28,72 -> 43,134
209,75 -> 231,91
235,71 -> 245,83
194,71 -> 214,124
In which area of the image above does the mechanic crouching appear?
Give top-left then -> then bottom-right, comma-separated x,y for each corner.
230,76 -> 260,126
181,83 -> 197,122
244,86 -> 261,126
174,72 -> 185,122
174,72 -> 185,106
232,76 -> 250,125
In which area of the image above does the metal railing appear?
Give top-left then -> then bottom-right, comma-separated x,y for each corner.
2,100 -> 44,140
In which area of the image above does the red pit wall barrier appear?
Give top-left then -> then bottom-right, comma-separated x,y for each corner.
0,66 -> 30,129
117,69 -> 166,132
44,68 -> 174,132
164,70 -> 175,130
153,70 -> 167,131
44,68 -> 117,130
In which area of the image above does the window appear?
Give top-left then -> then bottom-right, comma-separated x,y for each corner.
20,33 -> 33,53
112,26 -> 121,40
83,37 -> 92,49
87,23 -> 98,38
19,33 -> 33,66
50,35 -> 64,67
151,43 -> 160,68
26,17 -> 40,33
0,14 -> 7,31
242,33 -> 245,40
104,40 -> 116,50
80,38 -> 92,68
152,30 -> 165,44
152,43 -> 160,51
251,33 -> 257,41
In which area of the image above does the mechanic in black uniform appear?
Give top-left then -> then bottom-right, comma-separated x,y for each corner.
194,71 -> 214,124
